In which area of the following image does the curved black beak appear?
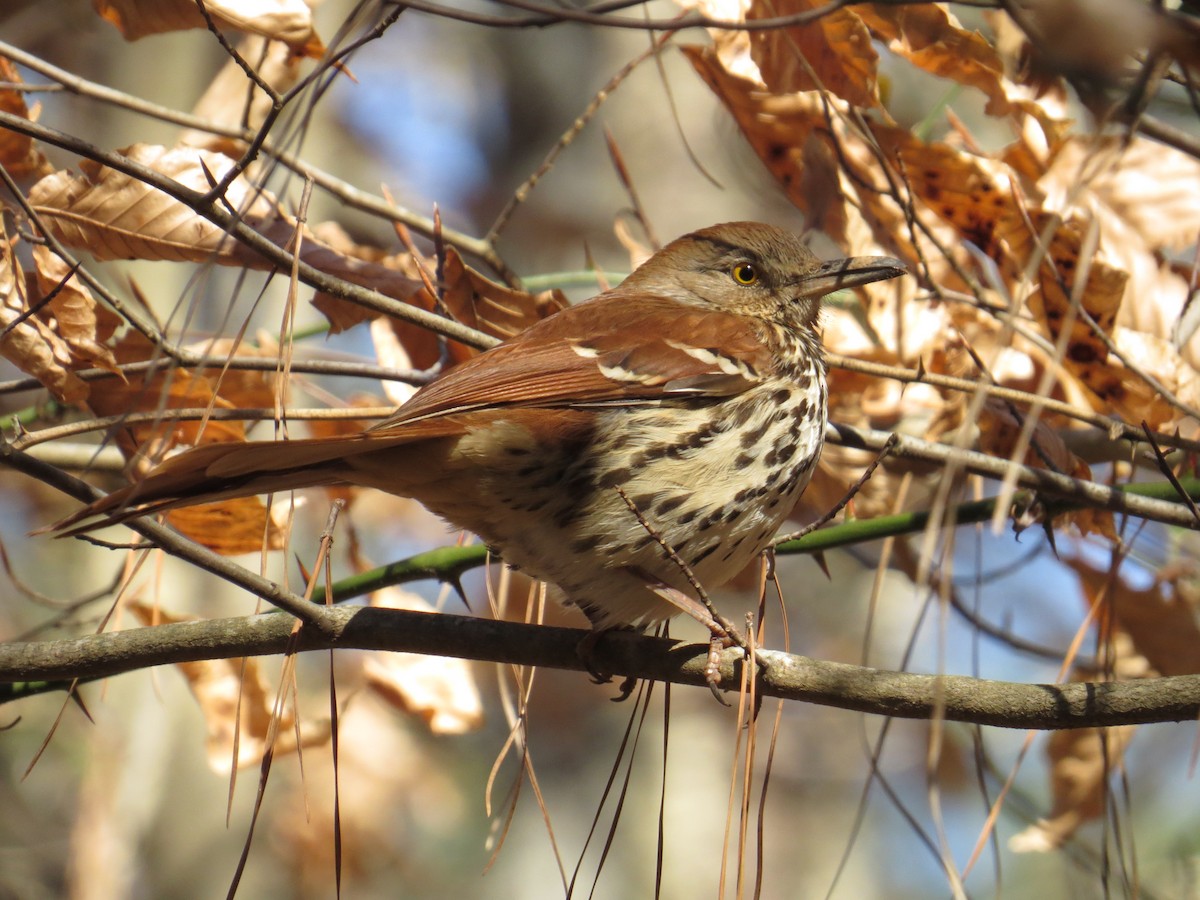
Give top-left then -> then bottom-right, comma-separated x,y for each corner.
799,256 -> 906,298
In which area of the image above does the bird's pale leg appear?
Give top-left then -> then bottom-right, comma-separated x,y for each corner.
634,575 -> 744,704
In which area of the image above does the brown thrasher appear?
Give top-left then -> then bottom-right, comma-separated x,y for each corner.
57,223 -> 903,630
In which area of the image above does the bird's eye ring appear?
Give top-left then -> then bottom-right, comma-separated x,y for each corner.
731,263 -> 759,285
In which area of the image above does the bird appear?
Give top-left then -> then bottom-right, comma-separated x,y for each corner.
54,222 -> 904,632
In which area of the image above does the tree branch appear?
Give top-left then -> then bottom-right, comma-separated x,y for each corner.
2,605 -> 1196,730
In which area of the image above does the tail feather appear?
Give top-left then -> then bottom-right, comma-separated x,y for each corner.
48,432 -> 430,536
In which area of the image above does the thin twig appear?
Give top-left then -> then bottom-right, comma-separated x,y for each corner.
775,432 -> 897,544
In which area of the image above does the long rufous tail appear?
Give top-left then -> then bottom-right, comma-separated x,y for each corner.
48,431 -> 432,536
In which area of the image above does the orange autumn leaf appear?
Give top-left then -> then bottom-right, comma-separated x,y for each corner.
93,0 -> 324,56
0,58 -> 51,179
746,0 -> 879,108
30,245 -> 121,375
439,246 -> 567,348
0,222 -> 88,404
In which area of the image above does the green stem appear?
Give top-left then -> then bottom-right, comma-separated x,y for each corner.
313,479 -> 1200,605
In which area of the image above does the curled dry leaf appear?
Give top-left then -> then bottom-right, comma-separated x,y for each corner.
179,35 -> 303,154
1040,136 -> 1200,369
30,245 -> 120,374
1010,723 -> 1136,853
977,398 -> 1116,539
0,58 -> 52,180
438,246 -> 567,348
128,601 -> 330,773
304,221 -> 429,360
1014,550 -> 1190,854
314,229 -> 564,367
1067,554 -> 1200,677
0,223 -> 88,404
93,0 -> 324,56
858,5 -> 1071,132
164,497 -> 284,554
29,147 -> 426,342
746,0 -> 878,108
362,588 -> 483,735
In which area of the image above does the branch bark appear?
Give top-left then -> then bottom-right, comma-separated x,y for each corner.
3,605 -> 1197,730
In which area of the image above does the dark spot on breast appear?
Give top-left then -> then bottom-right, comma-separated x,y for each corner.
629,492 -> 656,511
554,506 -> 581,529
735,451 -> 756,469
731,399 -> 759,427
691,544 -> 719,565
597,466 -> 632,488
656,494 -> 686,515
770,388 -> 791,405
740,419 -> 772,447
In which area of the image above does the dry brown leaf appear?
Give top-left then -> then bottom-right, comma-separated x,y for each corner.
164,497 -> 284,554
683,44 -> 828,203
91,333 -> 255,458
311,227 -> 563,367
858,4 -> 1071,133
93,0 -> 324,55
1068,555 -> 1200,677
29,144 -> 290,263
872,124 -> 1021,260
30,148 -> 426,339
0,224 -> 88,404
30,245 -> 120,374
179,36 -> 303,154
977,398 -> 1116,538
368,318 -> 418,407
439,246 -> 566,347
1015,553 -> 1169,853
977,398 -> 1079,474
1010,724 -> 1136,853
305,221 -> 430,357
362,588 -> 483,735
746,0 -> 878,107
181,335 -> 281,411
1037,136 -> 1200,374
128,601 -> 329,772
1043,136 -> 1200,255
0,58 -> 51,180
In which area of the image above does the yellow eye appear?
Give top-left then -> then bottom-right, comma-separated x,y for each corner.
731,263 -> 759,285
